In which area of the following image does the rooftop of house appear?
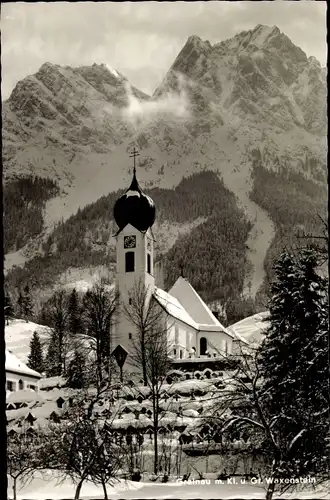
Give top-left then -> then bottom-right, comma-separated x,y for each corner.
6,350 -> 42,379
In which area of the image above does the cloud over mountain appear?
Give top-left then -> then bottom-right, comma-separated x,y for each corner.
121,77 -> 190,128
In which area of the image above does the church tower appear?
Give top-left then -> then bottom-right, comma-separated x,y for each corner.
112,149 -> 156,361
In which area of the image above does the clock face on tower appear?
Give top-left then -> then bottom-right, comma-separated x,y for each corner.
124,235 -> 136,249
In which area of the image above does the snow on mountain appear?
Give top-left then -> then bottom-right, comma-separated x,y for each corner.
104,63 -> 120,79
3,24 -> 327,297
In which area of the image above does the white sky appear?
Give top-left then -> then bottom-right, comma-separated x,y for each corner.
1,1 -> 327,99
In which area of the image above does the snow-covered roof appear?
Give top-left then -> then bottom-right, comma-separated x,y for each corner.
154,282 -> 234,338
230,330 -> 250,345
227,311 -> 269,345
39,376 -> 67,390
166,380 -> 217,395
153,287 -> 198,329
198,323 -> 234,338
112,416 -> 153,430
7,388 -> 44,404
169,277 -> 220,326
5,350 -> 42,379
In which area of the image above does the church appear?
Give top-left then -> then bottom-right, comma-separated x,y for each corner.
112,151 -> 236,370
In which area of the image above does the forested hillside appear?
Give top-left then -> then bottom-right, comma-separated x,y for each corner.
4,176 -> 60,253
250,158 -> 327,303
5,172 -> 252,317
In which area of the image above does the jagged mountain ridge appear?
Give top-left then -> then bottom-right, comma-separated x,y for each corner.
156,25 -> 326,135
3,62 -> 149,186
3,24 -> 326,190
3,24 -> 327,300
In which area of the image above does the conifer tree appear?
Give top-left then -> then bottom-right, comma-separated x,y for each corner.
44,290 -> 70,374
45,330 -> 62,377
17,291 -> 25,319
68,288 -> 82,335
4,292 -> 14,325
27,331 -> 44,374
23,285 -> 33,322
259,247 -> 329,479
66,349 -> 87,389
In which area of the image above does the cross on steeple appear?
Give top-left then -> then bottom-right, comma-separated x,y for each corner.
129,147 -> 140,175
179,263 -> 184,278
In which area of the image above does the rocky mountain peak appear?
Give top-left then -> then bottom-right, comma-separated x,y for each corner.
3,25 -> 326,196
153,24 -> 325,135
250,24 -> 280,43
185,35 -> 212,52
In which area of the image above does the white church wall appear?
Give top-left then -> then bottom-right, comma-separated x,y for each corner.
115,224 -> 155,357
116,224 -> 155,299
196,330 -> 233,357
168,319 -> 197,359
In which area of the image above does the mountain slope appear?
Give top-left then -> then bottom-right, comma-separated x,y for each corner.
5,172 -> 252,320
3,24 -> 327,303
3,62 -> 149,191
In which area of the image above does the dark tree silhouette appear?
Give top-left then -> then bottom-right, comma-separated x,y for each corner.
83,282 -> 118,389
4,291 -> 14,325
68,288 -> 82,335
44,290 -> 70,375
23,285 -> 33,322
66,348 -> 88,389
27,331 -> 44,374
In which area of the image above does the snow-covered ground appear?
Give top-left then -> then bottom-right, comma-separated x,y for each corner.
7,472 -> 330,500
5,320 -> 51,363
5,319 -> 96,367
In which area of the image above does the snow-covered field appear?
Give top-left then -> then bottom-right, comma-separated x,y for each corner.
5,320 -> 51,363
7,472 -> 330,500
5,319 -> 96,367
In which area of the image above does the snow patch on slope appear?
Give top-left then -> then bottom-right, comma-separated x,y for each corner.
251,25 -> 278,48
104,63 -> 120,79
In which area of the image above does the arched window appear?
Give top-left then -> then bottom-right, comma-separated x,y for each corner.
200,337 -> 207,356
147,253 -> 151,274
125,252 -> 135,272
18,379 -> 24,390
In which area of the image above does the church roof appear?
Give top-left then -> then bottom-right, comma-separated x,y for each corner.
5,350 -> 42,379
113,153 -> 156,234
153,287 -> 198,329
168,277 -> 233,334
153,283 -> 235,338
198,324 -> 234,338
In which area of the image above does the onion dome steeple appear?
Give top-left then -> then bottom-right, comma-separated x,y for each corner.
113,148 -> 156,234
